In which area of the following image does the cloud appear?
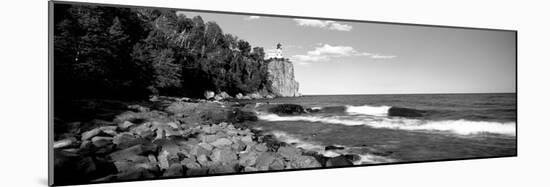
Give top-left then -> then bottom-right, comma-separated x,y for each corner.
371,54 -> 396,59
291,44 -> 395,64
293,19 -> 352,31
244,16 -> 261,20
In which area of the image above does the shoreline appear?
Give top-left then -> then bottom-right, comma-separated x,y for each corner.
53,96 -> 356,185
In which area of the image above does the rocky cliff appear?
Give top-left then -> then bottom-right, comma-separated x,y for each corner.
267,59 -> 300,97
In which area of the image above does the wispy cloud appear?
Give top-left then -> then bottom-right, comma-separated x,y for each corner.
244,16 -> 261,20
291,44 -> 395,64
293,19 -> 352,31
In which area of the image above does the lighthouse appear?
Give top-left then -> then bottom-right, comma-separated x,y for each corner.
275,43 -> 283,59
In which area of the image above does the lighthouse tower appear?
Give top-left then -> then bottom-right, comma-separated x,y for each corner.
275,43 -> 283,59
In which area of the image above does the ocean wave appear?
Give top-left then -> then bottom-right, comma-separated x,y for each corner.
269,131 -> 395,164
258,114 -> 516,136
346,105 -> 391,116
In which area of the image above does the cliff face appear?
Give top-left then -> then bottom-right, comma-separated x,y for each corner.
267,59 -> 300,97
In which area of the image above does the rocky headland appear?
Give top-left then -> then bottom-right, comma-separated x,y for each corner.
53,97 -> 356,185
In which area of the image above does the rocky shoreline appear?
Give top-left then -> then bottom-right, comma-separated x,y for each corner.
53,97 -> 355,185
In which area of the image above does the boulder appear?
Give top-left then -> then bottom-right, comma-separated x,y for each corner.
128,104 -> 150,112
241,135 -> 254,144
325,145 -> 346,151
289,156 -> 322,169
181,158 -> 201,169
244,166 -> 258,172
269,157 -> 286,170
235,93 -> 244,99
81,128 -> 102,141
198,142 -> 214,152
210,138 -> 233,148
238,152 -> 258,167
277,146 -> 301,161
91,136 -> 113,147
344,154 -> 362,163
325,156 -> 354,167
53,137 -> 77,149
196,154 -> 209,166
204,91 -> 215,99
255,152 -> 276,171
209,164 -> 238,174
219,92 -> 231,99
109,144 -> 158,162
268,104 -> 306,115
132,124 -> 155,139
186,168 -> 208,176
388,107 -> 425,117
118,121 -> 135,131
113,132 -> 144,149
254,143 -> 268,152
162,163 -> 184,177
210,148 -> 238,164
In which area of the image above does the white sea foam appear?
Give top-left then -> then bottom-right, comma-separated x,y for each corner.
346,105 -> 391,116
258,114 -> 516,136
269,131 -> 396,164
353,153 -> 396,165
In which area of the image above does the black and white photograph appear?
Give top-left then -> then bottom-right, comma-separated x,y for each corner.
49,1 -> 516,186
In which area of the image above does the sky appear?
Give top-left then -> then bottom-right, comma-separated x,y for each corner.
176,10 -> 516,95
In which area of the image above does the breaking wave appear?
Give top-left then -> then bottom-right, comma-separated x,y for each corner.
258,113 -> 516,136
346,105 -> 391,116
269,131 -> 395,164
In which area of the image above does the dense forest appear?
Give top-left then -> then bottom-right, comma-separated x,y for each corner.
53,4 -> 272,100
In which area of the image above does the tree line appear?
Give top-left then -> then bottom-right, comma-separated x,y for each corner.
54,4 -> 272,100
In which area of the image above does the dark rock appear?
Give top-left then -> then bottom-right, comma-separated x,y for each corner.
325,145 -> 346,151
163,163 -> 184,177
181,158 -> 201,169
344,154 -> 362,162
186,168 -> 208,176
388,107 -> 425,117
116,167 -> 156,180
109,144 -> 158,162
208,164 -> 238,174
227,108 -> 258,123
243,166 -> 258,172
268,104 -> 305,115
325,156 -> 354,167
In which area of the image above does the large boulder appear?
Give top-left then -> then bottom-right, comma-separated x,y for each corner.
204,91 -> 215,100
210,148 -> 238,164
268,104 -> 306,115
53,137 -> 78,149
277,146 -> 301,161
325,156 -> 354,167
289,156 -> 322,169
113,133 -> 145,149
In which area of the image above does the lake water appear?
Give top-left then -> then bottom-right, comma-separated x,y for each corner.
243,93 -> 517,164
